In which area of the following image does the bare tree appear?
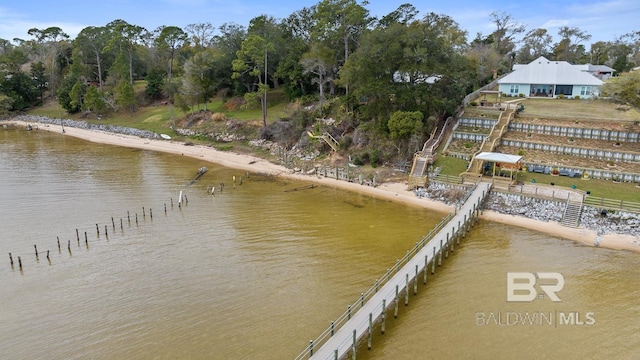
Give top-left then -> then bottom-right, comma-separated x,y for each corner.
489,11 -> 526,56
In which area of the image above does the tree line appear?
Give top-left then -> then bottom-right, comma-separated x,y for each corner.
1,1 -> 638,144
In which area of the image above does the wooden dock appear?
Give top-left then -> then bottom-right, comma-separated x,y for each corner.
296,182 -> 493,360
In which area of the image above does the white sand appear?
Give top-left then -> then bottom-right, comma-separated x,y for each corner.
11,120 -> 640,254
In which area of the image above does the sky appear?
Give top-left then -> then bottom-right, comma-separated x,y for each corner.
0,0 -> 638,47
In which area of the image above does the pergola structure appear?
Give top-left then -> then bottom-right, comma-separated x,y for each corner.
475,152 -> 523,180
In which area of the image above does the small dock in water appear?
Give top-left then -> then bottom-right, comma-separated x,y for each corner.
296,182 -> 492,360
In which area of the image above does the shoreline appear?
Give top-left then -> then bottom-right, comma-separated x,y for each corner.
6,119 -> 640,254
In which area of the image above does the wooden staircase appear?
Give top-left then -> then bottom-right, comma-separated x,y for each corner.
407,117 -> 455,189
465,108 -> 515,176
561,199 -> 583,227
307,131 -> 340,152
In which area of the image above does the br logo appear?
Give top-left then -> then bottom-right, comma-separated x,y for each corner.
506,272 -> 564,302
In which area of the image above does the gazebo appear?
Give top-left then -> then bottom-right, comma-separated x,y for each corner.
475,152 -> 523,180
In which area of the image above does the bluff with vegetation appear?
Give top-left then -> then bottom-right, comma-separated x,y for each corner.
1,1 -> 639,168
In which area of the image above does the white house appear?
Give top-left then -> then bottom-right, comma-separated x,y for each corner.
498,56 -> 605,99
574,63 -> 615,80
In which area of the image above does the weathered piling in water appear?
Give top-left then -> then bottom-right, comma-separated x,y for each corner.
84,232 -> 87,245
111,217 -> 115,230
394,285 -> 399,318
34,244 -> 38,259
424,254 -> 428,284
46,250 -> 50,264
76,229 -> 80,243
381,299 -> 386,334
150,208 -> 153,219
367,312 -> 372,350
57,237 -> 61,252
18,256 -> 22,271
404,273 -> 409,306
96,224 -> 99,236
135,213 -> 138,225
142,207 -> 145,219
9,252 -> 14,267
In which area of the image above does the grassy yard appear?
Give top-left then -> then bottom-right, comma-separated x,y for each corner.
519,98 -> 640,122
515,171 -> 640,203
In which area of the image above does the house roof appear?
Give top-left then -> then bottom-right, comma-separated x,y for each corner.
498,56 -> 603,86
574,63 -> 616,73
475,152 -> 522,164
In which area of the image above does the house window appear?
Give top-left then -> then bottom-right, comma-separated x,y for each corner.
555,85 -> 573,96
510,84 -> 519,95
580,86 -> 591,96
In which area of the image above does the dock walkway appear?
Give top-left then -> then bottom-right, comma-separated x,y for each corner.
301,182 -> 492,360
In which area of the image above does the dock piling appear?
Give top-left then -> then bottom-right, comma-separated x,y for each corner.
405,273 -> 409,306
367,313 -> 372,350
414,265 -> 418,295
394,285 -> 399,318
381,299 -> 386,334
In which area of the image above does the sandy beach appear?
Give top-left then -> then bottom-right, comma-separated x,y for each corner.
9,119 -> 640,254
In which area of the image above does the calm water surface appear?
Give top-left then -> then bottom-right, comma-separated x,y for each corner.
1,126 -> 638,359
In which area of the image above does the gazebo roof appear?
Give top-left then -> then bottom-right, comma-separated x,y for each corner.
475,152 -> 522,164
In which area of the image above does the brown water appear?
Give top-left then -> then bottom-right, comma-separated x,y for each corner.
1,127 -> 639,359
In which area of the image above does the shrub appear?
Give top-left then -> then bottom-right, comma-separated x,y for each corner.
518,149 -> 525,156
211,112 -> 227,122
470,101 -> 478,106
574,96 -> 580,100
370,149 -> 381,168
558,94 -> 565,99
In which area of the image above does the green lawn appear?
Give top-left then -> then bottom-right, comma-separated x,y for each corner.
519,98 -> 640,122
